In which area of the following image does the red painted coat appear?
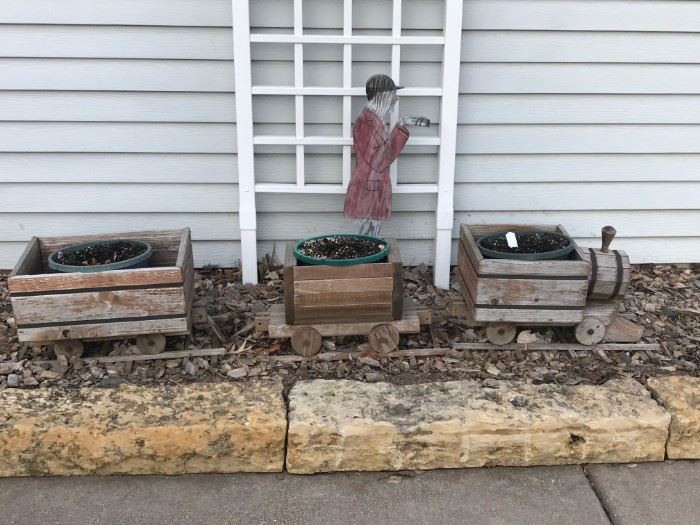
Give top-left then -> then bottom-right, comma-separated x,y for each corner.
344,108 -> 409,221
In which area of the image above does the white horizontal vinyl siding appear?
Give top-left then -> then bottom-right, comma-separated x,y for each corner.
0,2 -> 239,268
452,0 -> 700,264
1,0 -> 699,268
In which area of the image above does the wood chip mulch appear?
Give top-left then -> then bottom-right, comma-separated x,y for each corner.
1,258 -> 698,391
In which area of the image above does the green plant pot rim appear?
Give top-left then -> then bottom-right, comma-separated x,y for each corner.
477,230 -> 576,261
48,239 -> 153,273
294,234 -> 390,266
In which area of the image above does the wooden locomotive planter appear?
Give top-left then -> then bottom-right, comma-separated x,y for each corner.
255,239 -> 430,356
8,229 -> 194,357
455,224 -> 639,346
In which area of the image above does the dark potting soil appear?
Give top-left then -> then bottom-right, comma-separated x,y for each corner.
56,241 -> 147,266
298,236 -> 384,260
481,232 -> 570,254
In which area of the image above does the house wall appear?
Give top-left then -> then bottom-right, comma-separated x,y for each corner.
1,0 -> 699,269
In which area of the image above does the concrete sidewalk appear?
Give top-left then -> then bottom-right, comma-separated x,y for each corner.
0,461 -> 696,525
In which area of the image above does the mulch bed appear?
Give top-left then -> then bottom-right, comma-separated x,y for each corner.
1,257 -> 698,391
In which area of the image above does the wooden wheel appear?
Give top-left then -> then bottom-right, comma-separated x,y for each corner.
368,324 -> 400,353
53,340 -> 84,359
136,334 -> 167,355
486,323 -> 516,346
575,317 -> 606,346
290,327 -> 322,357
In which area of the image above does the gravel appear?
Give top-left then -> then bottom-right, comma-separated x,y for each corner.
1,259 -> 698,391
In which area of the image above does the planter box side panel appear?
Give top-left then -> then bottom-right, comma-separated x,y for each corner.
285,239 -> 403,325
292,275 -> 394,325
11,286 -> 189,343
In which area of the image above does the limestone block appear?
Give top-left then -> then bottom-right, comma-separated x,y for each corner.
0,381 -> 286,476
648,376 -> 700,459
286,379 -> 670,474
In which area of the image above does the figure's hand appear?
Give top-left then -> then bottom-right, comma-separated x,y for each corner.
399,116 -> 431,127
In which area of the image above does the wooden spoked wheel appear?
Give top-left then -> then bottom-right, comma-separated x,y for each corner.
368,324 -> 400,353
485,323 -> 517,346
575,317 -> 606,346
290,327 -> 322,357
136,334 -> 167,355
53,339 -> 85,359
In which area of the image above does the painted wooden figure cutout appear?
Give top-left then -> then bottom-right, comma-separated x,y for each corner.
344,74 -> 429,237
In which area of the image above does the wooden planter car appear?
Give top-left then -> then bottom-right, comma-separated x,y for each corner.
255,239 -> 430,356
456,224 -> 628,346
283,239 -> 404,325
8,229 -> 194,356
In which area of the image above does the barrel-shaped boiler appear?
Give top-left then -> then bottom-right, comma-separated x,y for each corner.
580,226 -> 631,300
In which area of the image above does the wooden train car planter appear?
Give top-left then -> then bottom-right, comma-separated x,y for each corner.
8,229 -> 194,357
256,238 -> 430,356
456,224 -> 638,346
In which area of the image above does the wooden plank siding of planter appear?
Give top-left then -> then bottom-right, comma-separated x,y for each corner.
8,229 -> 194,342
284,239 -> 403,325
456,224 -> 589,325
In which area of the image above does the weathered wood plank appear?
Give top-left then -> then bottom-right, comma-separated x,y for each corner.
457,245 -> 479,299
472,307 -> 583,324
585,299 -> 622,326
8,267 -> 183,294
455,266 -> 477,322
293,290 -> 393,307
84,347 -> 228,363
12,287 -> 187,326
293,261 -> 394,281
17,317 -> 189,342
294,277 -> 393,294
284,241 -> 296,325
478,256 -> 590,279
175,227 -> 191,269
8,237 -> 42,279
387,239 -> 404,321
180,228 -> 194,332
604,317 -> 644,343
468,224 -> 562,237
459,224 -> 485,272
476,277 -> 588,307
293,304 -> 395,324
452,342 -> 660,352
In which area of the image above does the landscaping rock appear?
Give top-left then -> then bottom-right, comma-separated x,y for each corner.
286,378 -> 670,474
0,381 -> 286,476
647,376 -> 700,459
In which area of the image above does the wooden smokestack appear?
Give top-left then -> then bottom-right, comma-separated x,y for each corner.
601,225 -> 617,253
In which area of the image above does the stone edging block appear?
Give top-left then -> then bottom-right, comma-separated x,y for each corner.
647,376 -> 700,459
0,381 -> 287,476
286,378 -> 671,474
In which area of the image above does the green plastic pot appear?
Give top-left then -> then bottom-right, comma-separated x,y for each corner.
294,234 -> 390,266
48,239 -> 153,273
477,230 -> 575,261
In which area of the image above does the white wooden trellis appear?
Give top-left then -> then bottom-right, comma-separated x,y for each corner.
232,0 -> 463,288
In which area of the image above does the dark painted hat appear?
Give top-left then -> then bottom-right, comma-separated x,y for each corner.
365,74 -> 404,100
